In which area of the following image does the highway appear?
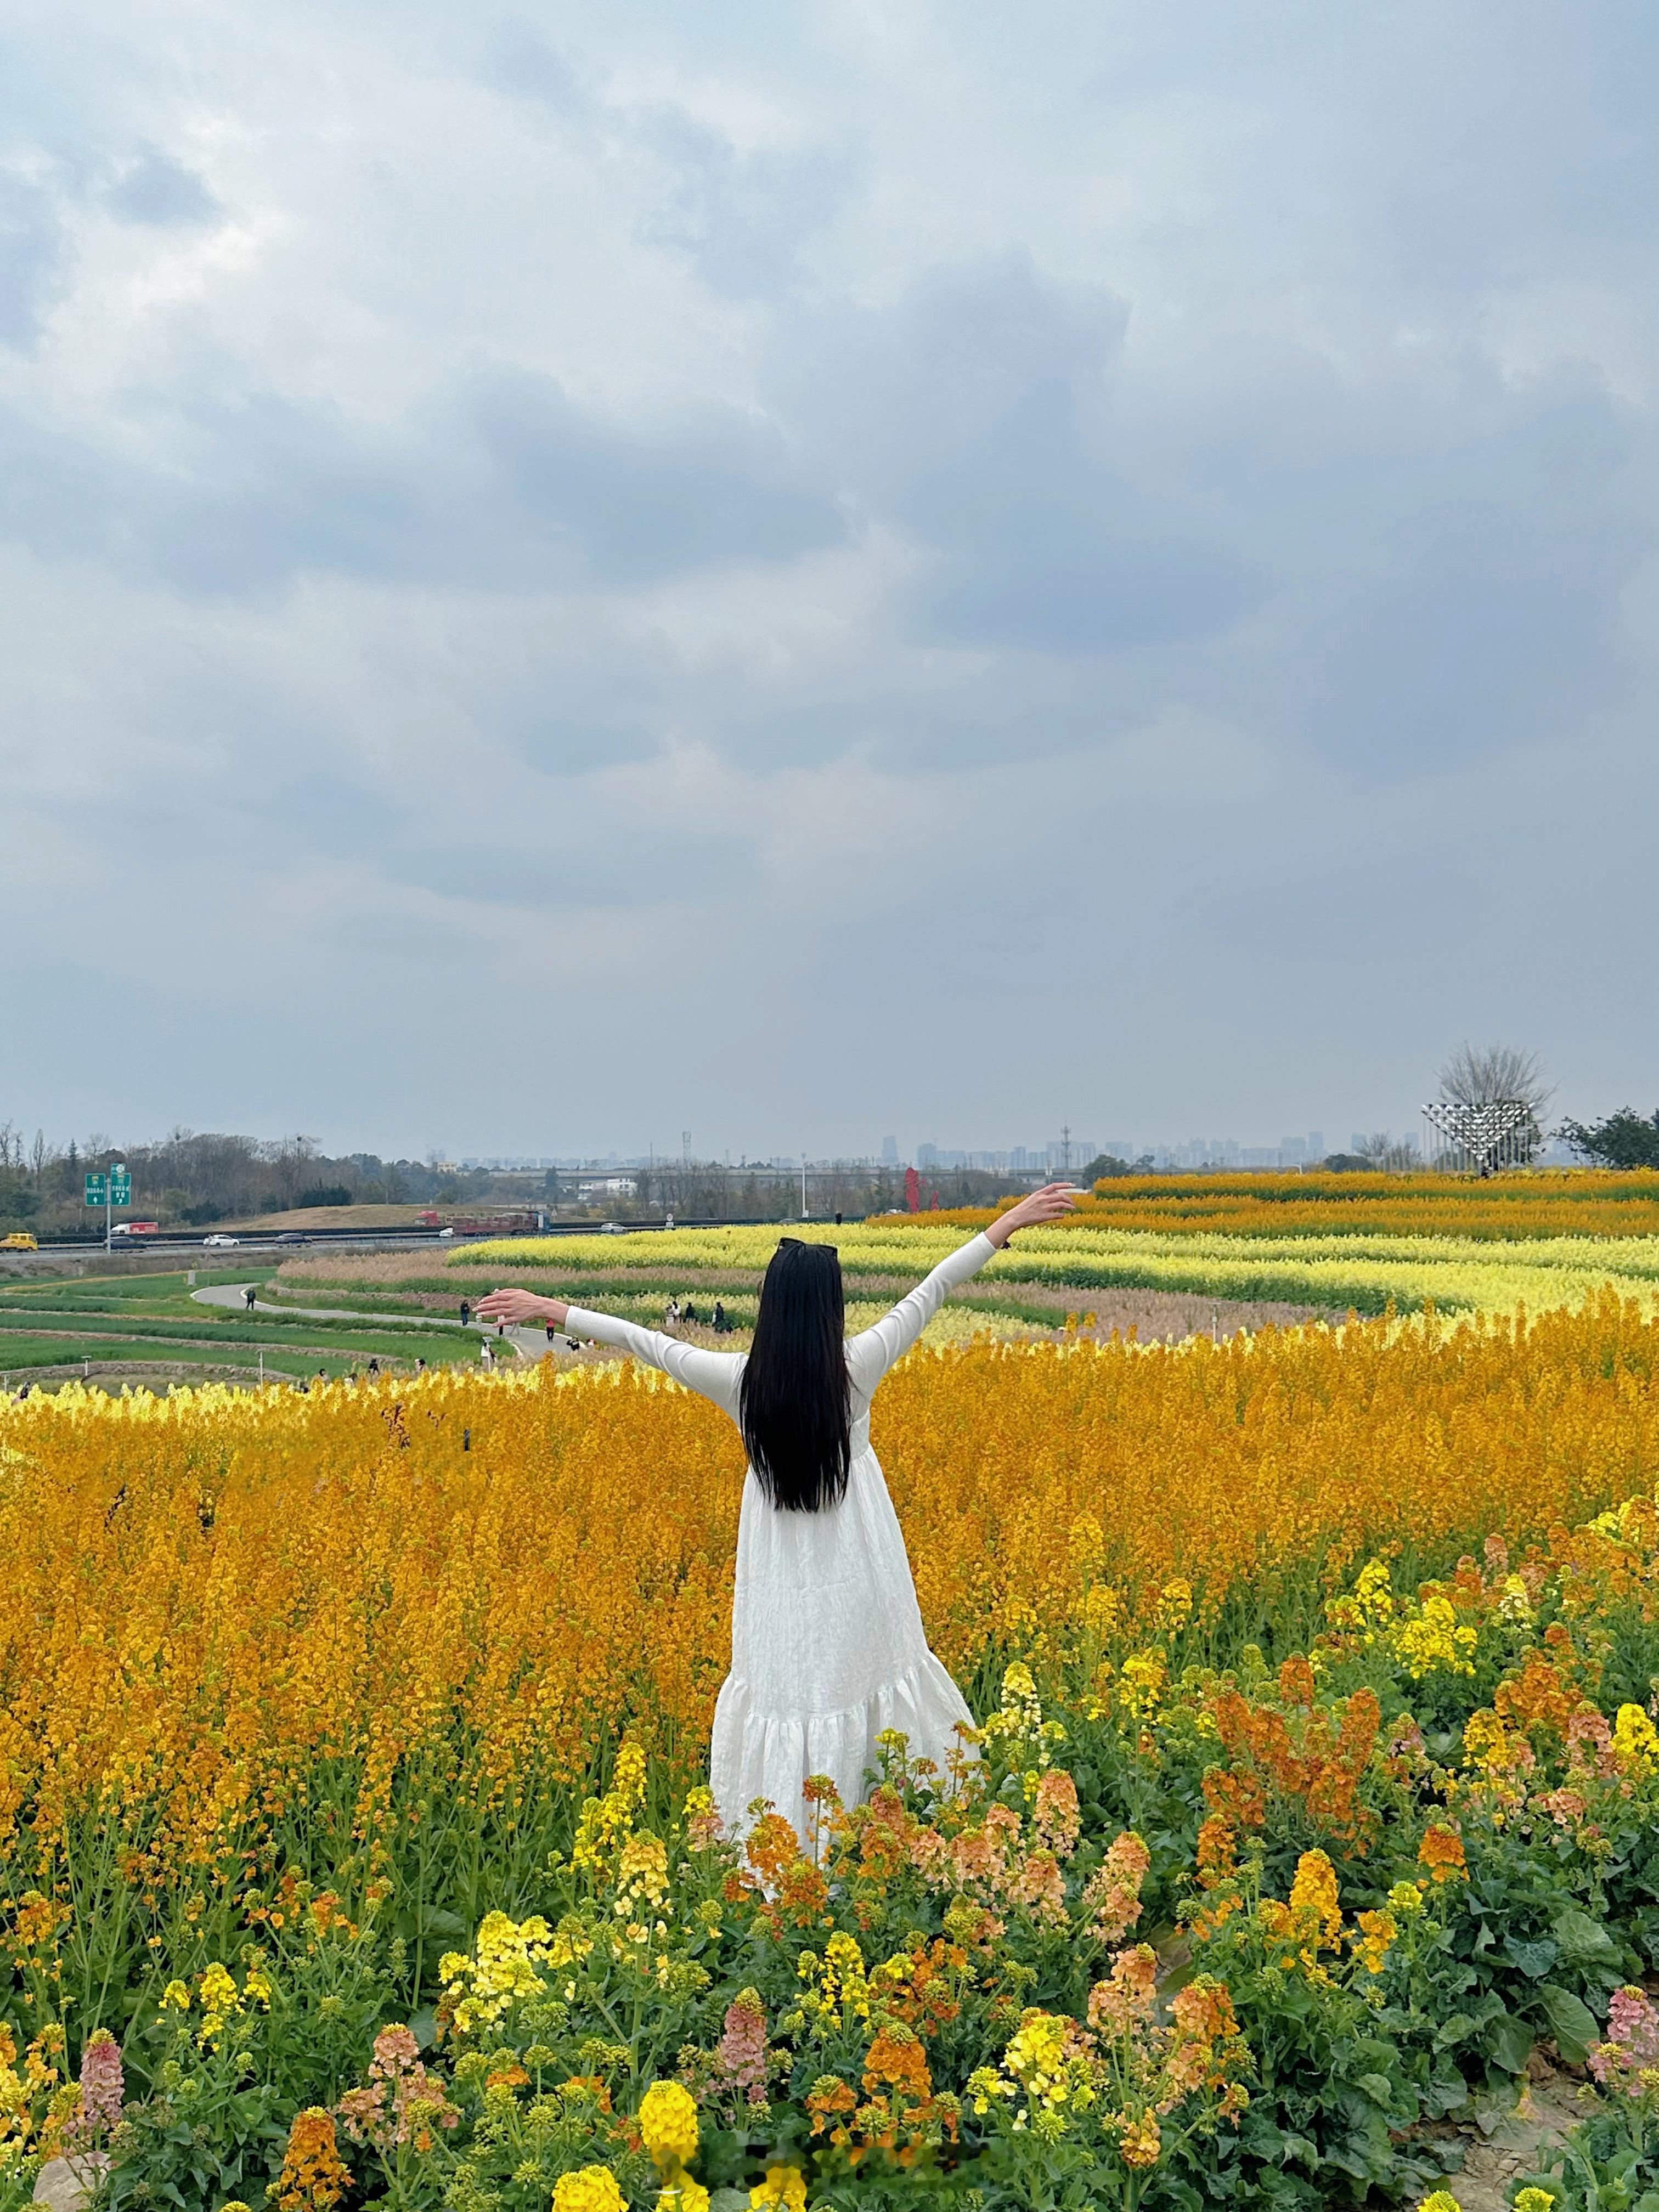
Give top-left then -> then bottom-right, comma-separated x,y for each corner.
29,1216 -> 826,1256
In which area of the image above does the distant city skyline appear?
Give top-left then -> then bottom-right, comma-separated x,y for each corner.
448,1127 -> 1350,1175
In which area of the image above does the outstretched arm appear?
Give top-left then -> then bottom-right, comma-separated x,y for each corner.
846,1182 -> 1080,1390
473,1286 -> 741,1411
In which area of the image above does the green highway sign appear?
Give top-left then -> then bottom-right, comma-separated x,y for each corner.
84,1174 -> 106,1206
110,1170 -> 132,1201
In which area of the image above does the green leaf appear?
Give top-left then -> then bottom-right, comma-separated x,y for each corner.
1504,1936 -> 1560,1978
1433,2010 -> 1477,2050
1552,1908 -> 1621,1967
1355,2072 -> 1394,2104
1535,1982 -> 1601,2063
410,2006 -> 438,2050
1483,2011 -> 1535,2075
421,1906 -> 469,1939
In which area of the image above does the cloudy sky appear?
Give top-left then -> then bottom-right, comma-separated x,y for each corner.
3,1 -> 1655,1161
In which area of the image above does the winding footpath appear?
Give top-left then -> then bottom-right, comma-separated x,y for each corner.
191,1283 -> 555,1365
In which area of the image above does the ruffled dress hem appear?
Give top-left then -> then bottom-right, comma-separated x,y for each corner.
710,1651 -> 978,1842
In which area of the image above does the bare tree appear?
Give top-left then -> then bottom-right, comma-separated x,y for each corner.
1435,1043 -> 1553,1168
1357,1132 -> 1419,1173
1437,1042 -> 1553,1118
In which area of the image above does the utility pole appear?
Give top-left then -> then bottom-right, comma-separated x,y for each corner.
801,1154 -> 808,1220
1061,1124 -> 1071,1176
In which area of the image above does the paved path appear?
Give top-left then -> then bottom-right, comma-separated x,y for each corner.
192,1284 -> 555,1365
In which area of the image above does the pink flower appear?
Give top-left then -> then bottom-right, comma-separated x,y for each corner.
1082,1831 -> 1152,1944
1589,1986 -> 1659,2095
1033,1770 -> 1081,1859
336,2023 -> 458,2151
1009,1849 -> 1068,1925
715,1991 -> 769,2104
66,2030 -> 123,2146
1088,1944 -> 1159,2034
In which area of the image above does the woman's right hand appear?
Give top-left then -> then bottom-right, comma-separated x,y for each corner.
476,1287 -> 568,1327
984,1182 -> 1081,1248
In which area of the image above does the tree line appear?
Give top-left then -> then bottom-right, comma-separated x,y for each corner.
0,1125 -> 1033,1234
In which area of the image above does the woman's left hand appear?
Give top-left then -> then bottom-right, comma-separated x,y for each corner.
984,1182 -> 1081,1247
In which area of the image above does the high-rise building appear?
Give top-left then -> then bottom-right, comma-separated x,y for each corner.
881,1136 -> 899,1164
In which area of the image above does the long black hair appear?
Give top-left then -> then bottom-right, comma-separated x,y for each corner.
739,1238 -> 850,1512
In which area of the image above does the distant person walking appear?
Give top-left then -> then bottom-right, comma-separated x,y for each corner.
712,1299 -> 730,1334
244,1285 -> 257,1312
459,1298 -> 471,1327
478,1339 -> 493,1369
476,1183 -> 1079,1843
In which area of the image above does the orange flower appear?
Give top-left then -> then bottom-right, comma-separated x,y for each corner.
1418,1823 -> 1468,1883
274,2109 -> 351,2212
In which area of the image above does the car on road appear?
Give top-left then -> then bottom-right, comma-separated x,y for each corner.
1,1232 -> 38,1251
203,1233 -> 240,1248
275,1231 -> 307,1243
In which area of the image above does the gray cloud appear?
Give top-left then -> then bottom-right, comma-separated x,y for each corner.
105,146 -> 219,225
0,373 -> 843,594
640,111 -> 854,298
0,0 -> 1656,1154
0,171 -> 64,348
483,19 -> 585,116
769,254 -> 1265,653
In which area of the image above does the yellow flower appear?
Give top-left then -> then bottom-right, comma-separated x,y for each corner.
552,2168 -> 628,2212
1119,1651 -> 1166,1719
1395,1593 -> 1478,1680
1116,2107 -> 1161,2168
442,1912 -> 554,2036
1153,1578 -> 1193,1633
1352,1910 -> 1397,1974
749,2166 -> 808,2209
658,2184 -> 709,2212
639,2079 -> 699,2171
1416,2194 -> 1464,2212
1613,1705 -> 1659,1775
1289,1850 -> 1342,1949
1514,2191 -> 1556,2212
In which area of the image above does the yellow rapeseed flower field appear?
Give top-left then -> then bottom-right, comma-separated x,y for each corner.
461,1217 -> 1659,1319
3,1293 -> 1657,1920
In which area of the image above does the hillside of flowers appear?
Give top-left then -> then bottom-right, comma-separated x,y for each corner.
449,1208 -> 1659,1324
4,1298 -> 1659,2205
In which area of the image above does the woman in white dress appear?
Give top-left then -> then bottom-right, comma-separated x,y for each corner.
475,1183 -> 1078,1843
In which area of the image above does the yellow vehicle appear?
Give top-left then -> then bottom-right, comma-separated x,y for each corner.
1,1232 -> 38,1251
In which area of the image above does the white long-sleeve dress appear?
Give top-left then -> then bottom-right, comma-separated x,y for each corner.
562,1231 -> 997,1842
